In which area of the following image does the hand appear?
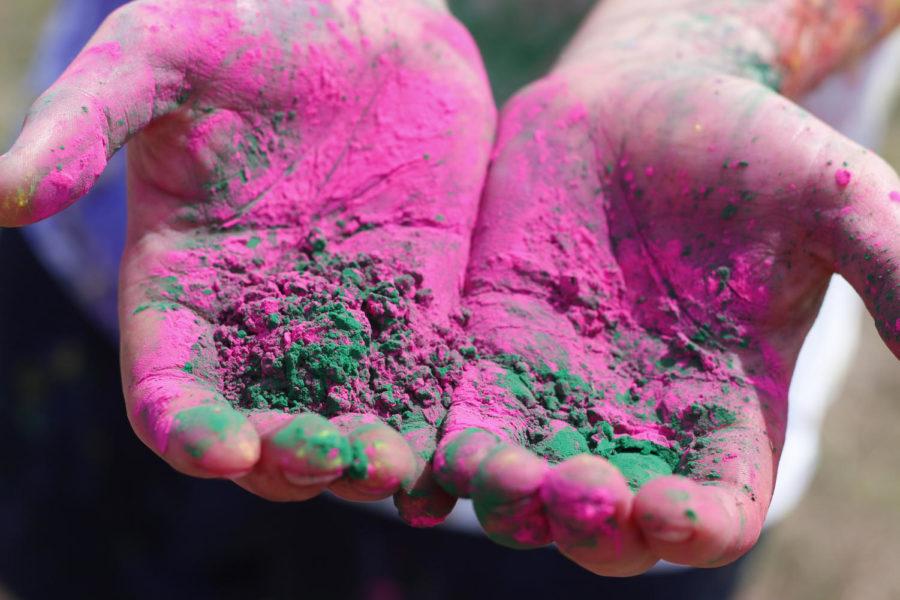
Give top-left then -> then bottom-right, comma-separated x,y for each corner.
0,0 -> 495,519
432,24 -> 900,574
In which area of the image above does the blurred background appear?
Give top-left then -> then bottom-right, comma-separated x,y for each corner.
0,1 -> 898,598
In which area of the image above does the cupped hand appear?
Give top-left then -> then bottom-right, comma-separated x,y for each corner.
432,57 -> 900,573
0,0 -> 495,519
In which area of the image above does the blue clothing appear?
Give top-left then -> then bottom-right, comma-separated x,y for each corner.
25,0 -> 130,339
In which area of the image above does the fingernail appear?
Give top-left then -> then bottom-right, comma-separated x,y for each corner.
284,471 -> 341,487
648,526 -> 692,543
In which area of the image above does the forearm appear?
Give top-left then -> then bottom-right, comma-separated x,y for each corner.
559,0 -> 900,97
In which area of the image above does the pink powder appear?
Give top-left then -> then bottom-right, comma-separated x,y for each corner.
834,168 -> 852,187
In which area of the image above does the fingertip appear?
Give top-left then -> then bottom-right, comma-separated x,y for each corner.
267,412 -> 351,485
633,476 -> 757,567
167,403 -> 260,478
0,94 -> 111,227
231,412 -> 352,501
541,454 -> 630,538
0,165 -> 33,228
471,445 -> 552,549
433,428 -> 502,497
394,459 -> 458,528
542,454 -> 655,576
329,421 -> 417,502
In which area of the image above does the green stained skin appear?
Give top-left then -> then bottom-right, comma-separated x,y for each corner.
173,405 -> 246,459
347,438 -> 370,480
684,508 -> 698,522
440,430 -> 470,469
715,266 -> 732,293
138,276 -> 190,315
442,428 -> 493,463
272,413 -> 351,470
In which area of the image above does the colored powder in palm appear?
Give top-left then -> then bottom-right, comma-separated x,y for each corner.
608,453 -> 674,490
206,235 -> 466,440
161,234 -> 741,488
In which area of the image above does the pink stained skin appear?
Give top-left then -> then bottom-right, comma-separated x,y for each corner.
0,0 -> 496,514
2,0 -> 899,579
433,0 -> 900,576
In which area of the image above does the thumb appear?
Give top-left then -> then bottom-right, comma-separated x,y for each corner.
822,149 -> 900,358
0,1 -> 189,226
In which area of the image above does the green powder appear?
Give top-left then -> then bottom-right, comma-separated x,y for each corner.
245,303 -> 369,413
534,427 -> 589,462
595,434 -> 680,491
501,368 -> 535,402
608,453 -> 673,490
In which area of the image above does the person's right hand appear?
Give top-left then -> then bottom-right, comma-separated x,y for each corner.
0,0 -> 495,520
432,4 -> 900,575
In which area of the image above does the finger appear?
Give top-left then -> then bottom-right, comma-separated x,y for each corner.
394,459 -> 458,528
328,415 -> 418,502
236,412 -> 352,502
0,1 -> 194,226
471,445 -> 552,549
433,361 -> 528,497
820,151 -> 900,357
122,305 -> 260,478
633,476 -> 754,568
433,428 -> 502,497
393,426 -> 457,527
628,392 -> 773,567
541,455 -> 656,576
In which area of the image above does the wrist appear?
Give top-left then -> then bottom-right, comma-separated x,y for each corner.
557,0 -> 900,97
